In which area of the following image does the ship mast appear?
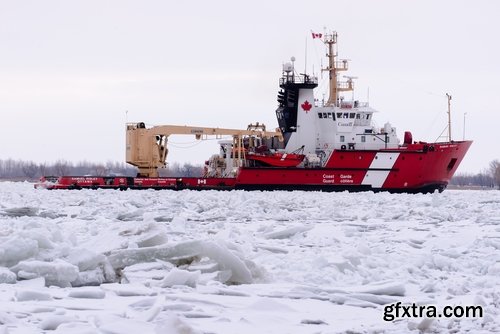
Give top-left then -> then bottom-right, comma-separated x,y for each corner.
446,93 -> 452,141
322,32 -> 353,106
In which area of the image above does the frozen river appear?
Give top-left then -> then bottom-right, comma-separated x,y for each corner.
1,182 -> 499,333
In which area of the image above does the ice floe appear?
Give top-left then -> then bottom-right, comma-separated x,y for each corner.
0,181 -> 499,333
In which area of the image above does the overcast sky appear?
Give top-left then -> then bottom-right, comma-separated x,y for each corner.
1,0 -> 498,173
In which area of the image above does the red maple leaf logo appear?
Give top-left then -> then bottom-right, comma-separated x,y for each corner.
301,100 -> 312,113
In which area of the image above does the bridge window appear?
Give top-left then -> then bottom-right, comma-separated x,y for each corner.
318,113 -> 323,118
356,114 -> 361,119
337,112 -> 343,119
349,113 -> 356,118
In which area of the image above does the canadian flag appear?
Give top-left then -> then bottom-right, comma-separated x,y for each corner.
311,32 -> 322,39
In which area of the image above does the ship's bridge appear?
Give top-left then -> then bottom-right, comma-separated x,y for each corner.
314,101 -> 398,153
279,73 -> 318,87
316,102 -> 377,127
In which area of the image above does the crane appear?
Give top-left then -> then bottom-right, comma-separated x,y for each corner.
126,122 -> 283,177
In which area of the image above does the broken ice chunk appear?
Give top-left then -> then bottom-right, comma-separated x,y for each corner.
11,259 -> 79,287
101,283 -> 156,296
39,315 -> 77,330
68,287 -> 105,299
263,225 -> 313,239
158,268 -> 201,288
0,267 -> 16,284
2,206 -> 39,217
0,237 -> 38,267
16,289 -> 53,302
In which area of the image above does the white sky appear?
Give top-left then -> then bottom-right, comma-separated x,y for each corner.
1,0 -> 499,173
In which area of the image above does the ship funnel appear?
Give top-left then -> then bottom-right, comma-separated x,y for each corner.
404,131 -> 413,145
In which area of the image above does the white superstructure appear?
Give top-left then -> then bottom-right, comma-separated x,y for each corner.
277,31 -> 400,167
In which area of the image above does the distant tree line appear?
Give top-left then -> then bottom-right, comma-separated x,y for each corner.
0,159 -> 203,180
449,160 -> 500,189
159,162 -> 203,178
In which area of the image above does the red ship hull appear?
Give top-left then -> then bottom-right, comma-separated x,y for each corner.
35,141 -> 471,193
236,141 -> 471,192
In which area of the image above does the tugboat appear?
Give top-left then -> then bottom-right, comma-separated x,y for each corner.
36,31 -> 472,192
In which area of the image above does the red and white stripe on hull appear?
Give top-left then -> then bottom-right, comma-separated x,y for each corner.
361,152 -> 400,188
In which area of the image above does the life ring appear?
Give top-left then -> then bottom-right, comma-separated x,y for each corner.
341,145 -> 347,150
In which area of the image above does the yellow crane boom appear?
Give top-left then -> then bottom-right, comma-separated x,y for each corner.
126,122 -> 282,177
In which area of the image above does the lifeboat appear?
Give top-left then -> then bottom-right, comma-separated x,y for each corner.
246,152 -> 305,167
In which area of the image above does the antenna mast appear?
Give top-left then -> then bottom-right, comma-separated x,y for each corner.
322,32 -> 352,106
304,36 -> 307,76
446,93 -> 452,141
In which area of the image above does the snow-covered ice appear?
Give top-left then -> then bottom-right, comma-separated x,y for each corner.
0,181 -> 499,333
